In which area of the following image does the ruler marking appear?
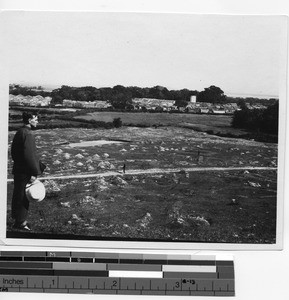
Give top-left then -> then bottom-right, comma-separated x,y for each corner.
0,252 -> 234,296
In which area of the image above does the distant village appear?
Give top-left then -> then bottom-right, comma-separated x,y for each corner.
9,94 -> 268,115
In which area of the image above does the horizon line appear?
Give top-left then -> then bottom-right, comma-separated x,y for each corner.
10,82 -> 278,100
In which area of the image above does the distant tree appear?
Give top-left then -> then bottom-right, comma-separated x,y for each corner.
232,101 -> 278,135
59,85 -> 73,99
155,106 -> 164,112
237,99 -> 247,110
77,90 -> 89,102
113,85 -> 127,94
113,117 -> 122,128
9,84 -> 50,97
51,95 -> 63,105
99,87 -> 113,101
174,99 -> 189,108
197,85 -> 227,103
260,101 -> 279,134
109,92 -> 132,110
147,86 -> 169,99
128,86 -> 146,98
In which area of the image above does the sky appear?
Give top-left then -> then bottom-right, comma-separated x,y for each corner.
1,12 -> 287,97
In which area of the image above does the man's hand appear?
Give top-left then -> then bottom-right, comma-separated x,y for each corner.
30,176 -> 37,183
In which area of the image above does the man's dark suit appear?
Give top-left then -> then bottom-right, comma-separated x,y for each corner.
11,125 -> 43,224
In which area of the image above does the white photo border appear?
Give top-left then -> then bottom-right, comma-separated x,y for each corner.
0,11 -> 287,251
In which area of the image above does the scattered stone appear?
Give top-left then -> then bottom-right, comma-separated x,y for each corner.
60,202 -> 70,208
75,153 -> 84,159
76,162 -> 84,167
110,176 -> 128,186
81,196 -> 96,204
244,170 -> 250,174
96,177 -> 110,191
55,149 -> 63,154
97,161 -> 115,170
53,160 -> 61,165
64,153 -> 71,159
136,212 -> 153,228
271,160 -> 277,166
172,174 -> 179,184
71,214 -> 81,221
87,165 -> 95,171
92,154 -> 101,160
167,201 -> 187,227
248,181 -> 261,188
179,161 -> 189,166
86,158 -> 93,164
103,153 -> 110,158
43,180 -> 61,197
188,216 -> 210,226
227,199 -> 239,206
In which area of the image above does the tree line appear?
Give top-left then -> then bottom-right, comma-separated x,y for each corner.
232,101 -> 278,135
9,84 -> 277,108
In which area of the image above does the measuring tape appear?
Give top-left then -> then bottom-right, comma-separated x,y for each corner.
0,251 -> 235,296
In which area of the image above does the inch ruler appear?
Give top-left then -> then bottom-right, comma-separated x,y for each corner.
0,251 -> 235,296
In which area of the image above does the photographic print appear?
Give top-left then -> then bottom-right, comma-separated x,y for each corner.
1,12 -> 287,249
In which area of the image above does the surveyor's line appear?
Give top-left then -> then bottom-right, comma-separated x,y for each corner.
6,166 -> 277,182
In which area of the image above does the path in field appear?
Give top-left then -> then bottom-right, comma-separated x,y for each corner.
16,166 -> 276,182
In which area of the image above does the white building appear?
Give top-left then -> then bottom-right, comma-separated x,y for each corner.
190,95 -> 197,103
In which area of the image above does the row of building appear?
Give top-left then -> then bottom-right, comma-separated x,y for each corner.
9,94 -> 52,106
9,94 -> 267,114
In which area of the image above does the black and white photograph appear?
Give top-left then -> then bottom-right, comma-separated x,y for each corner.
1,11 -> 287,249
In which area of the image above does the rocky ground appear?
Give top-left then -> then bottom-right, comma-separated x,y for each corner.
6,126 -> 278,243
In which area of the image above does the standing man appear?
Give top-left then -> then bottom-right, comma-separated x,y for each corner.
11,112 -> 45,231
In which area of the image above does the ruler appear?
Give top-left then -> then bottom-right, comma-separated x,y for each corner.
0,251 -> 235,296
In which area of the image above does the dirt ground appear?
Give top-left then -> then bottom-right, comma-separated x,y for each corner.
6,125 -> 278,243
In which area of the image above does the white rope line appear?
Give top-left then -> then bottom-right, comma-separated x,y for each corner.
7,166 -> 277,182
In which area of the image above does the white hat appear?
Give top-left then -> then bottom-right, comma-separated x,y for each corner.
26,179 -> 46,202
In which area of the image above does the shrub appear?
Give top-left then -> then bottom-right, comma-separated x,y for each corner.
232,102 -> 278,135
113,117 -> 122,128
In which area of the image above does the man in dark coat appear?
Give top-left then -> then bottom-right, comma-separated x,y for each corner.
11,112 -> 45,230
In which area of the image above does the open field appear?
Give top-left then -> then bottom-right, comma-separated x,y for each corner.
9,108 -> 277,142
76,111 -> 247,136
6,112 -> 278,243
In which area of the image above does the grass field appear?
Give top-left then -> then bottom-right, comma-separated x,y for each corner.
6,111 -> 278,243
